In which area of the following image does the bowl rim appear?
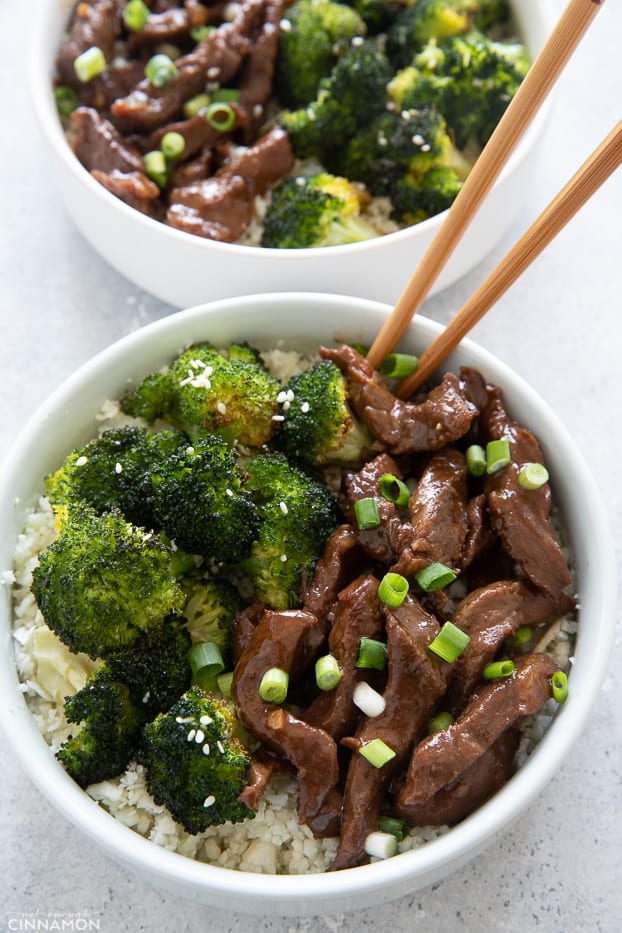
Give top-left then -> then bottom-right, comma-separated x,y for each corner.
0,292 -> 616,912
28,0 -> 556,262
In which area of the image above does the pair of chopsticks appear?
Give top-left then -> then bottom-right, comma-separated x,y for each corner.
366,0 -> 618,397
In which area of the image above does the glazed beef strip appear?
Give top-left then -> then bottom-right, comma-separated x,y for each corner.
55,0 -> 121,90
91,168 -> 161,213
303,575 -> 385,740
320,345 -> 477,454
237,0 -> 284,138
483,387 -> 573,602
70,107 -> 145,174
396,652 -> 558,814
231,600 -> 264,664
342,453 -> 414,564
126,5 -> 209,48
444,580 -> 573,716
142,107 -> 248,159
300,524 -> 364,632
330,595 -> 449,870
233,609 -> 339,825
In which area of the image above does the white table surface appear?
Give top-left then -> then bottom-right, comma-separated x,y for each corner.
1,1 -> 620,930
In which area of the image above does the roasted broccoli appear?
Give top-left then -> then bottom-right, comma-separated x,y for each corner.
241,452 -> 340,609
278,41 -> 394,159
56,669 -> 143,787
121,342 -> 282,449
32,507 -> 187,659
275,0 -> 367,108
181,572 -> 244,662
277,359 -> 373,464
388,30 -> 530,147
261,173 -> 379,249
139,688 -> 254,833
390,164 -> 464,223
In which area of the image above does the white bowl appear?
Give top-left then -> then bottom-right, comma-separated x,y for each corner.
30,1 -> 554,308
0,293 -> 616,916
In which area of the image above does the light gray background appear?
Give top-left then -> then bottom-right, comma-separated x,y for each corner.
1,0 -> 620,930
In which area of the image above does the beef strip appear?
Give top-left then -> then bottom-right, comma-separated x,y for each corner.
231,600 -> 264,664
237,0 -> 283,138
237,747 -> 293,810
91,168 -> 161,214
215,124 -> 294,196
343,453 -> 414,564
445,580 -> 573,716
168,149 -> 214,186
300,524 -> 364,632
396,730 -> 518,826
483,387 -> 573,602
55,0 -> 121,90
460,493 -> 493,570
303,575 -> 385,740
142,110 -> 246,158
330,595 -> 449,870
70,107 -> 144,174
396,652 -> 558,811
320,345 -> 477,454
232,609 -> 339,825
126,6 -> 207,48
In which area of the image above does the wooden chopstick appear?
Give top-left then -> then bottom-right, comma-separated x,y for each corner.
366,0 -> 606,370
397,119 -> 622,397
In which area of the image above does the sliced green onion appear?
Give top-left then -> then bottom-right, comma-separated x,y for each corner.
483,659 -> 515,680
427,711 -> 455,733
356,637 -> 387,671
415,562 -> 457,593
211,88 -> 241,103
73,46 -> 106,83
315,654 -> 342,691
466,444 -> 486,477
486,438 -> 511,475
518,462 -> 550,490
259,667 -> 289,704
354,497 -> 380,530
551,670 -> 569,703
183,92 -> 211,118
378,572 -> 409,608
188,642 -> 224,676
377,816 -> 408,841
364,830 -> 398,859
513,625 -> 533,648
123,0 -> 150,31
359,738 -> 396,768
353,681 -> 386,718
161,130 -> 186,160
379,353 -> 419,378
143,150 -> 168,187
378,473 -> 410,507
217,671 -> 234,698
428,621 -> 470,663
144,53 -> 177,88
190,24 -> 215,41
54,86 -> 79,117
205,101 -> 236,132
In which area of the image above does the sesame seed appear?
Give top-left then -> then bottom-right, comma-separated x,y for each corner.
272,414 -> 285,421
280,554 -> 288,562
203,795 -> 216,808
217,741 -> 225,754
277,390 -> 289,402
186,446 -> 195,455
200,714 -> 212,725
142,691 -> 150,703
202,743 -> 211,755
176,715 -> 194,724
412,133 -> 424,146
195,729 -> 205,743
115,462 -> 123,474
187,729 -> 196,741
351,35 -> 364,46
76,456 -> 88,467
279,501 -> 288,515
286,389 -> 294,401
279,18 -> 292,31
283,400 -> 291,410
216,401 -> 227,414
300,401 -> 310,413
207,66 -> 221,79
421,143 -> 431,152
253,104 -> 263,118
225,487 -> 234,497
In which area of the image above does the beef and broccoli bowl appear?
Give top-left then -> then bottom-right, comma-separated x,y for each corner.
1,295 -> 615,912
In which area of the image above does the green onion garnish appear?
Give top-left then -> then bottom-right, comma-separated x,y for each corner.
364,831 -> 398,859
466,444 -> 486,477
486,438 -> 511,475
54,86 -> 79,117
315,654 -> 342,691
379,353 -> 419,379
161,130 -> 186,160
190,25 -> 215,41
205,101 -> 236,132
415,561 -> 457,593
378,473 -> 410,507
378,572 -> 409,608
211,88 -> 241,103
518,462 -> 550,490
354,497 -> 380,530
144,53 -> 177,88
377,816 -> 408,841
183,93 -> 211,118
143,150 -> 168,187
123,0 -> 150,31
482,659 -> 515,680
188,641 -> 224,676
427,711 -> 455,733
358,738 -> 396,768
217,671 -> 234,698
513,625 -> 533,648
551,670 -> 569,703
259,667 -> 289,704
428,621 -> 470,663
356,637 -> 387,671
73,46 -> 106,83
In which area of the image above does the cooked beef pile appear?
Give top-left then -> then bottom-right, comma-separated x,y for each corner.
55,0 -> 293,241
232,347 -> 575,869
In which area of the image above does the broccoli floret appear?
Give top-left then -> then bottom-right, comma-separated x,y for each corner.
139,688 -> 254,833
390,164 -> 464,223
241,452 -> 339,609
346,0 -> 405,34
57,669 -> 143,787
32,508 -> 187,659
277,359 -> 373,464
388,30 -> 530,147
182,573 -> 244,662
279,41 -> 393,160
121,343 -> 281,450
148,432 -> 260,564
386,0 -> 474,65
261,173 -> 379,249
275,0 -> 367,108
